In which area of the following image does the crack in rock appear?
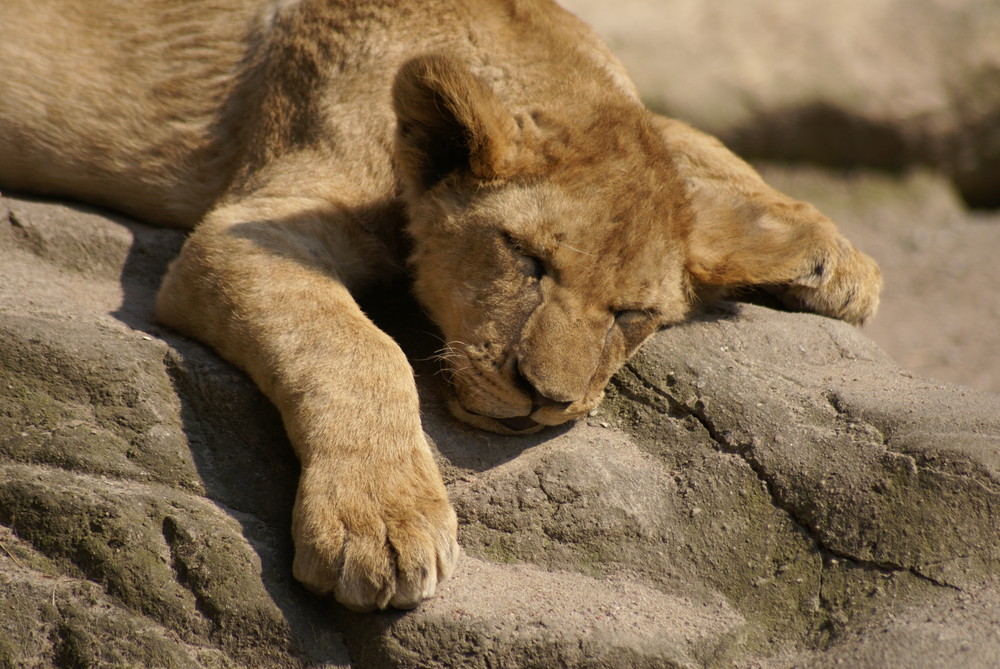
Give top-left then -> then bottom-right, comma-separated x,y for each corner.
161,515 -> 219,625
618,362 -> 961,592
823,389 -> 1000,497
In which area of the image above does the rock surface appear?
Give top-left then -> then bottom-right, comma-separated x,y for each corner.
562,0 -> 1000,207
2,183 -> 999,667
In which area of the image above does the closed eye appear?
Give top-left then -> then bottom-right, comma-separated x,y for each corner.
502,232 -> 546,280
518,251 -> 545,280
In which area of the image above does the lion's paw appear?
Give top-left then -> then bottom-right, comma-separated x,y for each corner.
291,450 -> 459,611
781,243 -> 883,326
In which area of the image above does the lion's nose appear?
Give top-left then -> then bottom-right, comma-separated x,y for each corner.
513,360 -> 575,411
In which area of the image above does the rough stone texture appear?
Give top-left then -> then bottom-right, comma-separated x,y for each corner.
2,178 -> 999,667
0,198 -> 348,668
561,0 -> 1000,207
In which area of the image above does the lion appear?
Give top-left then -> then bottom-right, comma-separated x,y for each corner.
0,0 -> 881,611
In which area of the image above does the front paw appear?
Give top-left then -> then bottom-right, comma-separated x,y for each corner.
781,243 -> 883,326
290,443 -> 459,611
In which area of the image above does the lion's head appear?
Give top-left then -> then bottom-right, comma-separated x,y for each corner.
389,54 -> 698,434
391,54 -> 878,435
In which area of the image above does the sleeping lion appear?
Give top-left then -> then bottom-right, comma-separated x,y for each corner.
0,0 -> 881,611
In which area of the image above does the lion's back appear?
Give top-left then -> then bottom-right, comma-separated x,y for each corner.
0,0 -> 261,225
0,0 -> 627,226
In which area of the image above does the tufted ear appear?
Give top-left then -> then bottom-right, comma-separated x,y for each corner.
392,54 -> 521,193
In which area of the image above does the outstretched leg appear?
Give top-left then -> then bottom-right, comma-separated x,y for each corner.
654,116 -> 882,325
156,195 -> 458,611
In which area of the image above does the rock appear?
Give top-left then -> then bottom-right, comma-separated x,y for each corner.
339,557 -> 745,668
0,197 -> 348,668
561,0 -> 1000,207
2,190 -> 999,668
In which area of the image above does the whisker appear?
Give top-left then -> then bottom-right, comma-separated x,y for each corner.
556,241 -> 595,257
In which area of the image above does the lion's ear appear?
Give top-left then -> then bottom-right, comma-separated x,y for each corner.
392,54 -> 520,192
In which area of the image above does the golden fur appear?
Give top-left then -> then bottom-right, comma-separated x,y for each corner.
0,0 -> 880,611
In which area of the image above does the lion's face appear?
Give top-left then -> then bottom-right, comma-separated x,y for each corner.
408,179 -> 693,434
394,55 -> 697,434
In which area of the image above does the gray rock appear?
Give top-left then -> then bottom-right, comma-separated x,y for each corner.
2,191 -> 999,668
561,0 -> 1000,207
0,197 -> 348,668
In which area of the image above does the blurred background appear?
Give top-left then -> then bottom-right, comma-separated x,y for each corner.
562,0 -> 1000,394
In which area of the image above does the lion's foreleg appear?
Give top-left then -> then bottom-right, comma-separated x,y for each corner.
654,115 -> 882,325
155,196 -> 458,611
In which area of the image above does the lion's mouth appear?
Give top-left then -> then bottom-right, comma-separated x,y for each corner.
447,397 -> 547,434
494,415 -> 540,432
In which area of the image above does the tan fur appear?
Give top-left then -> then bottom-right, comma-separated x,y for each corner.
0,0 -> 881,611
